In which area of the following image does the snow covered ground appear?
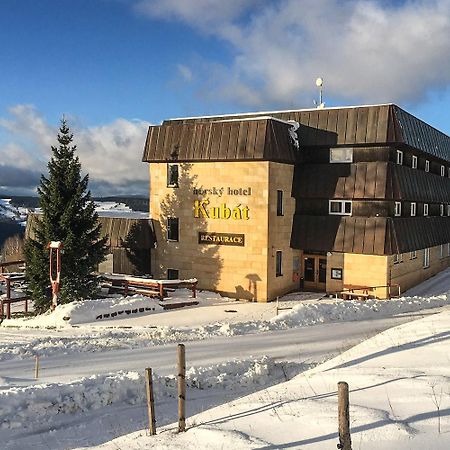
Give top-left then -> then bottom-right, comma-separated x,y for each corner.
1,269 -> 450,449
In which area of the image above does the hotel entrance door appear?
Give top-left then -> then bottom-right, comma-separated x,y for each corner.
303,256 -> 327,291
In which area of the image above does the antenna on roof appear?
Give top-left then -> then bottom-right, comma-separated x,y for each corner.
313,77 -> 325,109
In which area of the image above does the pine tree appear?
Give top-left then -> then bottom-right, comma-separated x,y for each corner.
25,120 -> 107,313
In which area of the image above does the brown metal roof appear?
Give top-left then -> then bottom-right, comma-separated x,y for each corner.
149,104 -> 450,162
291,215 -> 450,255
142,117 -> 297,163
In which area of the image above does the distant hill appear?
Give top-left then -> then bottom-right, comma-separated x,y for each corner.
7,196 -> 149,212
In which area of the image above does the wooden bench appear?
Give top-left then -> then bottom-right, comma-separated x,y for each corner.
101,274 -> 198,300
340,284 -> 375,300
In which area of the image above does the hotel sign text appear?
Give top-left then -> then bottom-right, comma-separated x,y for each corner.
194,199 -> 249,220
198,232 -> 245,247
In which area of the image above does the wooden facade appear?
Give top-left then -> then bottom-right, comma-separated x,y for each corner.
26,214 -> 154,275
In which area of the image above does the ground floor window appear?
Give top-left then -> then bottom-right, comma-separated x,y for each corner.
275,251 -> 283,277
167,268 -> 179,280
440,244 -> 445,259
423,248 -> 430,268
167,217 -> 179,241
410,250 -> 417,259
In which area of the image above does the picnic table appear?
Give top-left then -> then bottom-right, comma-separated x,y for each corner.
339,284 -> 375,300
101,274 -> 198,300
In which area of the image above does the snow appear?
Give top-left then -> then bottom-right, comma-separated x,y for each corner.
72,308 -> 450,450
1,269 -> 450,449
0,198 -> 29,225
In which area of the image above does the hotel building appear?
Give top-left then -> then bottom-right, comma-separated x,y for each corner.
142,104 -> 450,301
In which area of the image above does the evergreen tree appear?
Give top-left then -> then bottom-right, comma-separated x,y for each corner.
25,120 -> 107,313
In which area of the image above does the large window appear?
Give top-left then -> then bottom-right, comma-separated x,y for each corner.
395,202 -> 401,216
276,190 -> 284,216
423,248 -> 430,268
275,251 -> 283,277
167,163 -> 179,187
329,200 -> 352,216
330,147 -> 353,163
167,217 -> 179,241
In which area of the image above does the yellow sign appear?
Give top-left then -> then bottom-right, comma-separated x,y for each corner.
194,199 -> 250,220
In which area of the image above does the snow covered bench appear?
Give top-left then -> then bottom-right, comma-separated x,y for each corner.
101,274 -> 198,300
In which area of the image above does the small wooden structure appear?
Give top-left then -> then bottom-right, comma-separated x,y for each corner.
0,261 -> 28,319
101,274 -> 198,300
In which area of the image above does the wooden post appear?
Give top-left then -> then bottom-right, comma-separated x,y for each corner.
276,296 -> 279,315
177,343 -> 186,432
159,283 -> 164,300
192,281 -> 197,299
35,355 -> 40,380
6,277 -> 11,300
338,381 -> 351,450
145,368 -> 156,435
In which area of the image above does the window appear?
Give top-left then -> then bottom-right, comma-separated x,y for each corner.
412,155 -> 418,169
423,204 -> 429,216
441,165 -> 445,177
276,190 -> 283,216
410,202 -> 416,216
448,167 -> 450,178
440,245 -> 445,259
330,147 -> 353,163
167,164 -> 179,187
394,202 -> 402,216
423,248 -> 430,268
448,204 -> 450,217
448,243 -> 450,256
440,204 -> 445,216
275,251 -> 283,277
393,254 -> 402,264
410,250 -> 417,259
396,150 -> 403,165
167,217 -> 179,241
329,200 -> 352,216
167,268 -> 179,280
425,160 -> 430,172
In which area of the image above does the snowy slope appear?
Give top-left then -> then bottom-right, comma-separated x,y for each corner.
78,308 -> 450,450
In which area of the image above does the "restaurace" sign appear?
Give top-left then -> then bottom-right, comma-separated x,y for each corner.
198,232 -> 245,246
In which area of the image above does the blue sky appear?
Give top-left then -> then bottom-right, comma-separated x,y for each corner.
1,0 -> 450,196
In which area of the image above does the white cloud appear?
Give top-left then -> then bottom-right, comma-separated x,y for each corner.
133,0 -> 450,106
0,105 -> 150,195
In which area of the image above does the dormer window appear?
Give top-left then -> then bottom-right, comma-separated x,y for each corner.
330,147 -> 353,163
329,200 -> 352,216
412,155 -> 417,169
423,204 -> 429,216
425,160 -> 430,172
396,150 -> 403,165
441,165 -> 445,177
395,202 -> 401,216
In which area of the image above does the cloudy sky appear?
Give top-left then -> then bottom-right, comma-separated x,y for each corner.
1,0 -> 450,196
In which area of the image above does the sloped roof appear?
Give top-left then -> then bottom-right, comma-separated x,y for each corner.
143,104 -> 450,163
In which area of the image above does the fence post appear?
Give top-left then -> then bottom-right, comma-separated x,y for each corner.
276,296 -> 279,315
177,343 -> 186,432
145,368 -> 156,435
35,355 -> 40,380
338,381 -> 351,450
